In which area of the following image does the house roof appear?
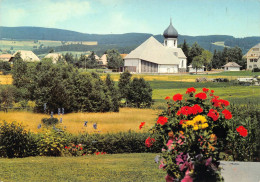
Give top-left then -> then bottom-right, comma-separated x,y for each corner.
0,54 -> 12,61
100,54 -> 108,65
124,36 -> 180,65
12,50 -> 40,62
44,53 -> 63,64
120,54 -> 128,59
223,62 -> 241,67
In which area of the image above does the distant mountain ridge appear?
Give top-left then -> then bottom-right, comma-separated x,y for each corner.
1,26 -> 260,53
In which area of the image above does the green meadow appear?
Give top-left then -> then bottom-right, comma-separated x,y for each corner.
0,153 -> 165,182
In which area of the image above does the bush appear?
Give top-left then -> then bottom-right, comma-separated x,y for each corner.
252,68 -> 260,72
68,131 -> 162,154
38,129 -> 67,156
0,121 -> 39,158
42,117 -> 59,126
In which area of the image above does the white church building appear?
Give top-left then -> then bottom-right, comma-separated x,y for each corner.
124,20 -> 187,73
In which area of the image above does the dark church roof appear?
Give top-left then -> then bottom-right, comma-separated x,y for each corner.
163,20 -> 178,38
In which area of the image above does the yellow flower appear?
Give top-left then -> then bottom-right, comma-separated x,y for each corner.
201,123 -> 209,129
193,126 -> 199,130
193,115 -> 207,124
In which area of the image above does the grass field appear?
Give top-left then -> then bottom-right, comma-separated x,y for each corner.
0,40 -> 97,52
0,108 -> 159,134
0,153 -> 165,182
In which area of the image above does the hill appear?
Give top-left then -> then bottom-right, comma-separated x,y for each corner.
1,26 -> 259,54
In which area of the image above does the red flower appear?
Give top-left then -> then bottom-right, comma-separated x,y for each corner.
186,87 -> 196,94
211,96 -> 229,108
210,93 -> 214,97
179,120 -> 187,125
177,105 -> 203,116
220,99 -> 229,106
80,147 -> 83,150
165,96 -> 170,100
236,126 -> 248,137
207,109 -> 219,121
211,90 -> 214,93
145,137 -> 156,147
95,152 -> 100,155
139,122 -> 145,129
222,109 -> 232,119
192,104 -> 203,114
76,145 -> 78,148
173,94 -> 183,101
65,146 -> 68,149
203,88 -> 209,93
195,92 -> 207,100
157,116 -> 168,125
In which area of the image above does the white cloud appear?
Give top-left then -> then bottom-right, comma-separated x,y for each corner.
0,0 -> 91,27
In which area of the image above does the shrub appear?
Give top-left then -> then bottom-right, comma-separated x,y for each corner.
38,129 -> 67,156
0,121 -> 39,158
41,117 -> 59,126
252,68 -> 260,72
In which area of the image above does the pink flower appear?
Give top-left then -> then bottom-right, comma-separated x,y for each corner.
165,174 -> 175,182
166,139 -> 174,150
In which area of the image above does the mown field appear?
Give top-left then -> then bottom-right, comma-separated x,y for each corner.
0,153 -> 165,182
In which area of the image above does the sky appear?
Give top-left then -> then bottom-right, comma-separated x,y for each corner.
0,0 -> 260,37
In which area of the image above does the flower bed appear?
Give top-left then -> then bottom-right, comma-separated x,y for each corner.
146,87 -> 249,182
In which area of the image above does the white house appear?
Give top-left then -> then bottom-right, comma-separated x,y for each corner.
124,20 -> 187,73
223,62 -> 241,71
44,53 -> 63,64
10,50 -> 40,63
244,43 -> 260,70
188,64 -> 205,73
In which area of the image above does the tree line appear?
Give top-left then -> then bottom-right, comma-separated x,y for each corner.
2,53 -> 152,113
180,40 -> 246,72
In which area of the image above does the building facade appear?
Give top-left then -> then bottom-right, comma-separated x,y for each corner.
124,20 -> 187,73
245,43 -> 260,70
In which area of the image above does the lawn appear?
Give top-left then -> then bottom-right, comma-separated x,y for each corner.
0,153 -> 165,182
0,108 -> 159,134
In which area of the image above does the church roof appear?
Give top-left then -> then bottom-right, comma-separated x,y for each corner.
124,36 -> 180,65
163,20 -> 178,38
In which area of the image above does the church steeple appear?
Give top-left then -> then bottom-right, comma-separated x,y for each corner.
163,19 -> 178,48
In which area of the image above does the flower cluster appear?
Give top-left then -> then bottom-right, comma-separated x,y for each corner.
146,87 -> 245,182
139,122 -> 145,129
64,143 -> 84,156
157,116 -> 168,125
177,104 -> 203,116
236,126 -> 248,137
182,115 -> 208,130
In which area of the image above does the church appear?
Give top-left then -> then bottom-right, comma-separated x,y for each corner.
124,20 -> 187,73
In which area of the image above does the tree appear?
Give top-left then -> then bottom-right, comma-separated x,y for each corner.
201,50 -> 212,71
105,74 -> 119,112
192,55 -> 204,74
87,51 -> 98,68
181,39 -> 189,60
107,49 -> 123,70
212,50 -> 223,69
127,78 -> 152,108
118,70 -> 132,106
188,42 -> 203,66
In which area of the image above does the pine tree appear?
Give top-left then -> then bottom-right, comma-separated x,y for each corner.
181,39 -> 189,60
105,74 -> 119,112
118,70 -> 132,106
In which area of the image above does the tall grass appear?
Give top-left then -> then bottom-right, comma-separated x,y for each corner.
0,74 -> 12,85
0,108 -> 159,134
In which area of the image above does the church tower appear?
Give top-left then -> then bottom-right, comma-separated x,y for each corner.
163,19 -> 178,48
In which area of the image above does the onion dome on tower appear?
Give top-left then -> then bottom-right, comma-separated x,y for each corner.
163,19 -> 178,38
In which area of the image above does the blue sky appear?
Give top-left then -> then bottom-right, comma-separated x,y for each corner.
1,0 -> 260,37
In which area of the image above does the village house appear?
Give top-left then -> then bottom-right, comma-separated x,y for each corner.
124,20 -> 187,73
44,53 -> 63,64
188,64 -> 205,73
222,62 -> 241,71
9,50 -> 40,63
0,54 -> 12,62
245,43 -> 260,70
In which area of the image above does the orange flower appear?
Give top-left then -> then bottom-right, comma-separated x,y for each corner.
165,96 -> 170,100
168,131 -> 174,138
